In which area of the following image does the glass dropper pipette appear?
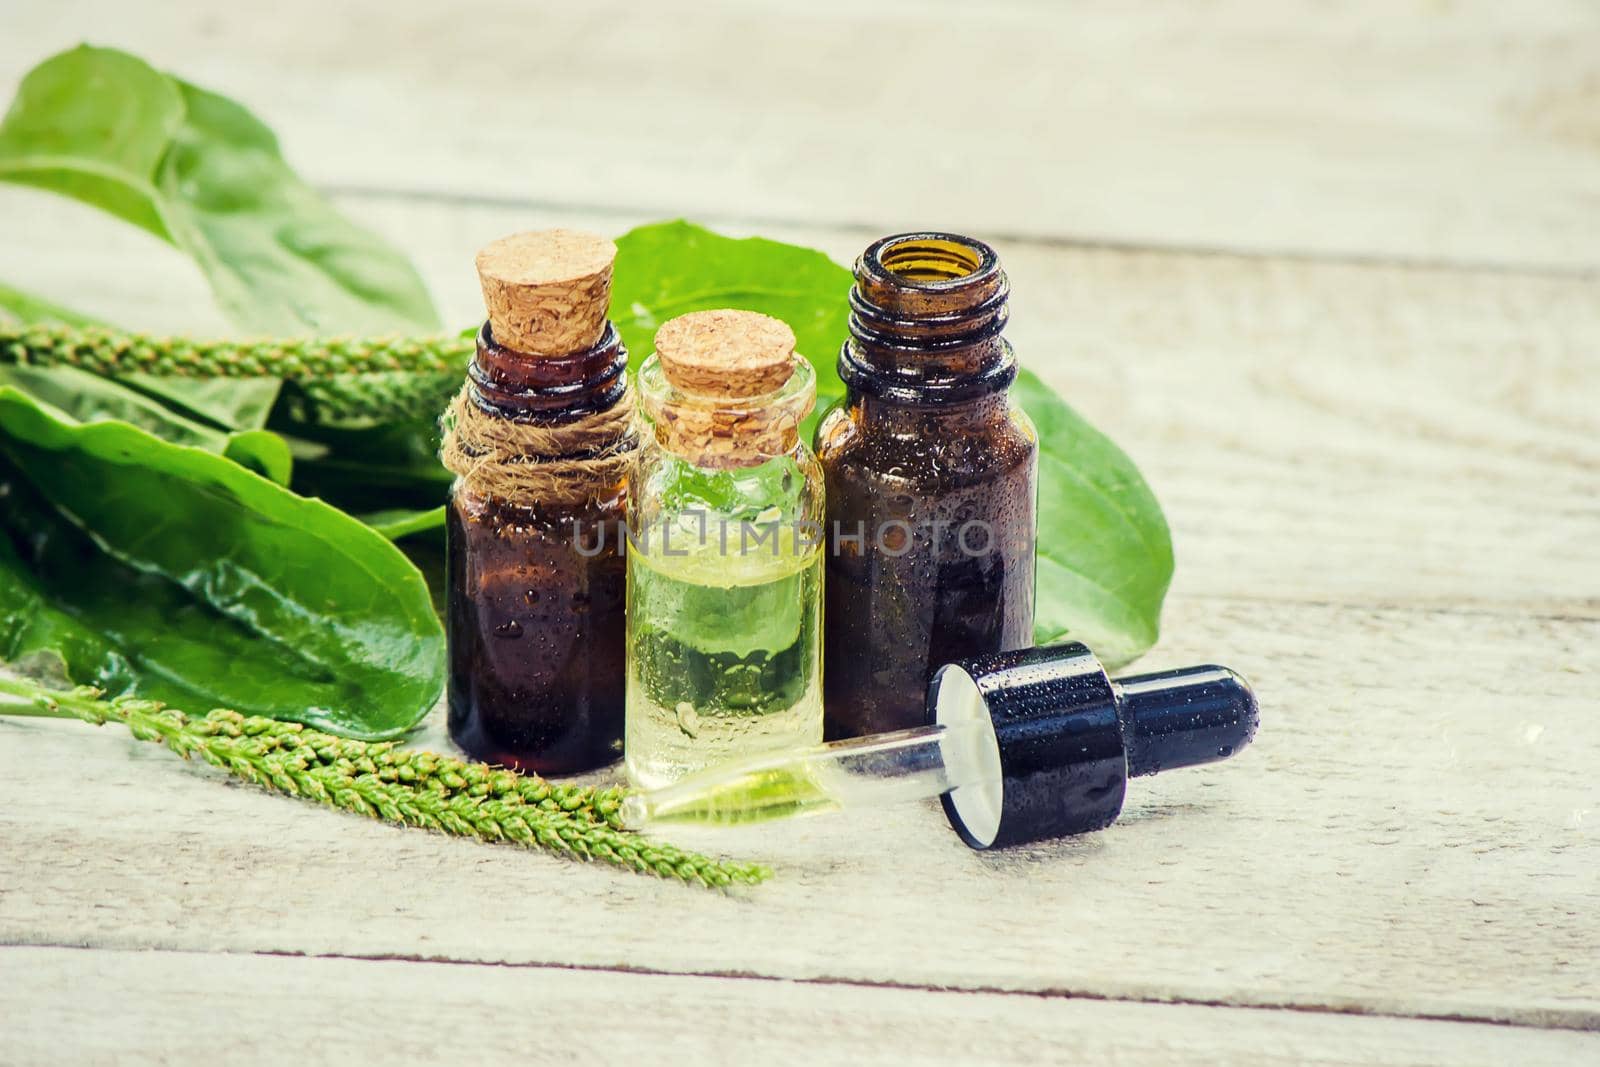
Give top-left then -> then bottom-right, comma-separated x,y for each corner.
621,720 -> 991,828
622,643 -> 1259,850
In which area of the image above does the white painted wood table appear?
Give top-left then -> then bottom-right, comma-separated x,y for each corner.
2,2 -> 1597,1063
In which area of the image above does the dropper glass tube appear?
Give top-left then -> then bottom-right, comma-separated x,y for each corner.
620,721 -> 991,829
620,647 -> 1259,851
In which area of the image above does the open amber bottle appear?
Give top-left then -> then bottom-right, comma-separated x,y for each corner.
443,230 -> 635,773
815,233 -> 1038,739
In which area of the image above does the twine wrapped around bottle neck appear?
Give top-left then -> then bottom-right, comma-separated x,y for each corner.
440,382 -> 637,508
442,227 -> 638,508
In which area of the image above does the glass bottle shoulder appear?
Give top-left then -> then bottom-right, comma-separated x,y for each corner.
632,441 -> 822,522
815,396 -> 1036,488
450,480 -> 627,533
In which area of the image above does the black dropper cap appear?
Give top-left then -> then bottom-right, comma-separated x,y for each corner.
931,642 -> 1258,850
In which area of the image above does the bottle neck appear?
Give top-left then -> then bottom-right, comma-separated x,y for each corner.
638,353 -> 816,470
848,389 -> 1012,434
839,232 -> 1016,406
467,321 -> 628,424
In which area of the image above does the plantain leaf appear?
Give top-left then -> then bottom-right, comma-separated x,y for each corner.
0,364 -> 291,484
361,506 -> 448,541
0,280 -> 100,327
613,220 -> 1172,661
611,220 -> 850,437
0,45 -> 440,335
1013,369 -> 1173,666
0,387 -> 444,738
122,374 -> 281,433
0,280 -> 291,481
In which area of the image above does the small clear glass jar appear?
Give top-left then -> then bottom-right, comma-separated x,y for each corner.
624,319 -> 825,789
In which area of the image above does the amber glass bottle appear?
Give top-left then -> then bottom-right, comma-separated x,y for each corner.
815,233 -> 1037,739
444,230 -> 634,774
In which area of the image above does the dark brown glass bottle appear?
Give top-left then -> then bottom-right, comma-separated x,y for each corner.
445,230 -> 634,774
815,233 -> 1037,739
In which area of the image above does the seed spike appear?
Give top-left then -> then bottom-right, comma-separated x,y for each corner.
0,323 -> 470,423
0,674 -> 769,890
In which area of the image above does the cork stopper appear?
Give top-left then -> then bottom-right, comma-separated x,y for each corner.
653,310 -> 796,397
475,229 -> 616,356
642,310 -> 813,469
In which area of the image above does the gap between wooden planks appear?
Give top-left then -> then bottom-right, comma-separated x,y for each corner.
5,0 -> 1600,271
2,198 -> 1594,1039
3,946 -> 1597,1067
5,186 -> 1596,622
0,9 -> 1596,1047
1,598 -> 1594,1032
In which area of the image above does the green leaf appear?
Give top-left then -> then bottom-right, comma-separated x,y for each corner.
0,47 -> 176,240
1013,370 -> 1173,666
361,505 -> 447,541
0,279 -> 290,481
223,428 -> 294,486
0,364 -> 292,484
0,280 -> 101,327
276,416 -> 452,515
0,387 -> 444,739
612,221 -> 1172,662
611,220 -> 849,437
0,45 -> 440,335
121,374 -> 282,432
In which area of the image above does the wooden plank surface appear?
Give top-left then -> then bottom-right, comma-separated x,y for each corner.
6,946 -> 1598,1067
7,190 -> 1598,619
2,597 -> 1595,1030
2,164 -> 1597,1054
2,2 -> 1598,1062
4,0 -> 1600,271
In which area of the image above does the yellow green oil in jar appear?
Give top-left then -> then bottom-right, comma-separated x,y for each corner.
625,528 -> 823,789
623,309 -> 825,789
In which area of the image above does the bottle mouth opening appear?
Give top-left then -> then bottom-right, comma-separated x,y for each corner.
852,232 -> 1008,335
871,234 -> 997,288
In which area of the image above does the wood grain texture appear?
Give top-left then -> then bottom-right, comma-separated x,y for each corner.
1,599 -> 1594,1031
5,189 -> 1596,619
3,3 -> 1599,1059
3,1 -> 1600,270
6,946 -> 1598,1067
3,178 -> 1594,1048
